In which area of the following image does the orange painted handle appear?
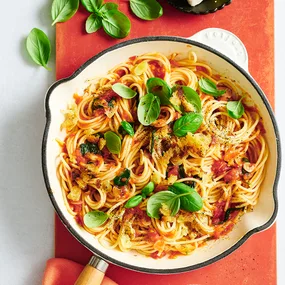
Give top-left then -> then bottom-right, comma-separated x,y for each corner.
74,264 -> 105,285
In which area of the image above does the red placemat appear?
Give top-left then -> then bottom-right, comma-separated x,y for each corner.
55,1 -> 276,284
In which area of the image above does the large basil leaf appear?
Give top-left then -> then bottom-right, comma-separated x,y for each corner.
81,0 -> 102,13
86,14 -> 102,33
104,131 -> 121,154
102,10 -> 131,39
227,98 -> 244,119
138,93 -> 161,126
198,78 -> 225,97
84,210 -> 108,228
130,0 -> 163,20
146,77 -> 172,105
173,113 -> 203,137
51,0 -> 79,25
99,2 -> 118,15
181,86 -> 202,113
26,28 -> 51,70
112,83 -> 137,99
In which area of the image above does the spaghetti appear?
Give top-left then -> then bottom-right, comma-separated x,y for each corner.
57,51 -> 268,259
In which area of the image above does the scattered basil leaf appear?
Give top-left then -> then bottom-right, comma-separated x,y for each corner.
80,141 -> 101,156
81,0 -> 102,13
146,77 -> 172,106
104,131 -> 121,154
125,195 -> 143,208
51,0 -> 79,25
102,10 -> 131,39
141,182 -> 155,198
198,78 -> 225,97
224,207 -> 243,222
180,86 -> 202,113
99,2 -> 118,14
138,93 -> 161,126
227,98 -> 244,119
84,210 -> 108,228
86,14 -> 102,33
173,113 -> 203,137
120,121 -> 135,137
112,83 -> 137,99
170,182 -> 203,212
130,0 -> 163,21
26,28 -> 51,70
147,191 -> 178,219
114,169 -> 131,186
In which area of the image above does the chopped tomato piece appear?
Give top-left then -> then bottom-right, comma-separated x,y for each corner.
154,185 -> 168,193
212,160 -> 231,177
224,167 -> 241,183
146,229 -> 161,242
212,201 -> 226,225
150,251 -> 166,259
148,60 -> 165,79
75,149 -> 87,164
167,165 -> 179,177
116,69 -> 126,77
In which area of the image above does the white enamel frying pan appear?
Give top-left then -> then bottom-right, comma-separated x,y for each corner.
42,28 -> 281,284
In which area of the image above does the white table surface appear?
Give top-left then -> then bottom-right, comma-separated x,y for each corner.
0,1 -> 284,284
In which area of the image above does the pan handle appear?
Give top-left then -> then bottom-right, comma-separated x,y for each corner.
74,256 -> 109,285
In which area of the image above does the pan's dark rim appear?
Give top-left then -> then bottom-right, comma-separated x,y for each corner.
42,35 -> 281,274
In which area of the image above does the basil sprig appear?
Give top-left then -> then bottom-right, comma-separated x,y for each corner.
86,14 -> 102,33
146,77 -> 172,105
173,113 -> 203,137
84,210 -> 108,228
226,97 -> 244,119
80,141 -> 101,155
114,169 -> 131,186
51,0 -> 79,25
112,83 -> 137,99
81,0 -> 102,13
199,78 -> 226,97
138,93 -> 161,126
147,182 -> 203,219
180,86 -> 202,113
120,121 -> 135,137
26,28 -> 51,70
104,131 -> 121,154
130,0 -> 163,20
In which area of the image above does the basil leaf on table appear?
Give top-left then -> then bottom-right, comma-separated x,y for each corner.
146,77 -> 172,105
180,86 -> 202,113
86,14 -> 102,33
112,83 -> 137,99
227,98 -> 244,119
138,93 -> 161,126
51,0 -> 79,25
104,131 -> 121,154
147,191 -> 178,219
99,2 -> 118,15
102,10 -> 131,39
141,181 -> 155,198
173,113 -> 203,137
120,121 -> 135,137
169,182 -> 203,212
26,28 -> 51,70
130,0 -> 163,20
84,210 -> 108,228
198,78 -> 225,97
80,141 -> 101,155
125,195 -> 143,208
81,0 -> 102,13
114,169 -> 131,186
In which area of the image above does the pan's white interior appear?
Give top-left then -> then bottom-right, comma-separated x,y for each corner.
45,40 -> 277,270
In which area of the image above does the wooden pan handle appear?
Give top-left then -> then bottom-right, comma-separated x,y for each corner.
74,256 -> 109,285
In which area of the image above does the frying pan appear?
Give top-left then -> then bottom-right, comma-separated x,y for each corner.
42,28 -> 281,284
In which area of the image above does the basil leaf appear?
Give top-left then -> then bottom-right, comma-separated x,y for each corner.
130,0 -> 163,20
199,78 -> 225,97
138,93 -> 161,126
51,0 -> 79,25
181,86 -> 202,113
104,131 -> 121,154
121,121 -> 135,137
81,0 -> 102,13
84,210 -> 108,228
112,83 -> 137,99
164,195 -> 180,217
134,61 -> 148,75
173,113 -> 203,137
99,2 -> 118,14
80,141 -> 101,156
147,191 -> 178,219
227,98 -> 244,119
26,28 -> 51,70
86,14 -> 102,33
170,182 -> 203,212
141,182 -> 155,198
125,195 -> 143,208
114,169 -> 131,186
146,77 -> 172,105
102,10 -> 131,39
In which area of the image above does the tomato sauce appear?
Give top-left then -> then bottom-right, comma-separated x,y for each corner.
167,165 -> 179,177
150,251 -> 167,259
224,167 -> 241,183
212,160 -> 231,177
75,149 -> 87,164
73,94 -> 83,105
169,251 -> 181,259
148,60 -> 165,79
212,201 -> 226,225
75,215 -> 84,227
116,69 -> 126,78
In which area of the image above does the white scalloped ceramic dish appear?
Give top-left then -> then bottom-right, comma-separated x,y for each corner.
42,28 -> 280,274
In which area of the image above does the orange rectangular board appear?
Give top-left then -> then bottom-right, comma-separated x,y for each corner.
55,1 -> 276,284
